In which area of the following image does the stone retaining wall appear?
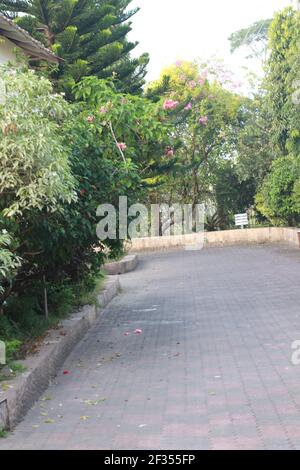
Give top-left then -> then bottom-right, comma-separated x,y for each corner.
127,227 -> 299,252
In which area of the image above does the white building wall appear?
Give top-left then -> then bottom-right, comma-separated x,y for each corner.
0,36 -> 18,65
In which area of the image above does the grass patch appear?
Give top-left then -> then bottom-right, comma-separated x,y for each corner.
75,270 -> 106,307
0,362 -> 27,382
0,428 -> 8,439
10,362 -> 27,374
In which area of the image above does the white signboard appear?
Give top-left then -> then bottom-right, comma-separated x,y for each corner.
235,213 -> 248,229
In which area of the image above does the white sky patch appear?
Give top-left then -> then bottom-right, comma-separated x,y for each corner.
128,0 -> 292,87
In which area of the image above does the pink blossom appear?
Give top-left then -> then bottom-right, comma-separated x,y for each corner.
202,70 -> 208,78
163,99 -> 179,110
87,115 -> 94,123
117,142 -> 127,151
134,329 -> 143,335
184,102 -> 192,111
99,106 -> 107,114
232,80 -> 242,89
188,80 -> 197,89
175,60 -> 183,67
165,147 -> 174,158
199,116 -> 208,126
198,77 -> 205,86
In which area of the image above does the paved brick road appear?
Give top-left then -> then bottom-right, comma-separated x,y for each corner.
2,245 -> 300,450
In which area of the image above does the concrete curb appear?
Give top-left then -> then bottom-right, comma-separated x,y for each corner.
0,276 -> 120,430
103,254 -> 138,275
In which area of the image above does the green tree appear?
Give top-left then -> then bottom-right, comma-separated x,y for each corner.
265,7 -> 300,155
229,19 -> 271,62
0,67 -> 75,218
0,70 -> 171,310
0,0 -> 149,95
0,66 -> 76,306
235,93 -> 274,185
252,7 -> 300,226
256,156 -> 300,226
213,160 -> 256,229
147,61 -> 244,217
37,76 -> 171,284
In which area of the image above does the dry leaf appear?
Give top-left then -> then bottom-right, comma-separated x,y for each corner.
41,396 -> 52,401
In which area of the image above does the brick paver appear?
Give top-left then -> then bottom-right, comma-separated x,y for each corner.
2,244 -> 300,450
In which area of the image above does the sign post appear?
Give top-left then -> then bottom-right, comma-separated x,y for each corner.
235,213 -> 249,230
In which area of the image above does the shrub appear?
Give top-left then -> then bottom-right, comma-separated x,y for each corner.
256,155 -> 300,226
0,66 -> 76,307
0,71 -> 171,355
0,66 -> 76,218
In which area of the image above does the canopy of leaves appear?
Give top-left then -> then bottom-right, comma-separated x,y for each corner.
0,66 -> 76,218
250,7 -> 300,226
0,0 -> 149,95
0,70 -> 172,309
256,156 -> 300,226
229,19 -> 271,60
264,7 -> 300,154
146,61 -> 249,224
0,231 -> 21,295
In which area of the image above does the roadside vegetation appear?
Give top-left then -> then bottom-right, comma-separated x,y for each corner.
0,3 -> 300,364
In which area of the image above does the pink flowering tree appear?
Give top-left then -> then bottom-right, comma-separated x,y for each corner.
146,60 -> 243,211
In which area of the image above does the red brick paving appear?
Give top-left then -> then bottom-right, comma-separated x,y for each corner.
1,245 -> 300,449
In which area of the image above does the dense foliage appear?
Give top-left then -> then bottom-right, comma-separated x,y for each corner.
254,7 -> 300,223
146,61 -> 256,229
229,19 -> 271,61
2,2 -> 300,356
256,156 -> 300,226
0,0 -> 149,95
0,67 -> 76,311
0,67 -> 170,325
228,6 -> 300,227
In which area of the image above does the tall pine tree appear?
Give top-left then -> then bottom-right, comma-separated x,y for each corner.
0,0 -> 148,94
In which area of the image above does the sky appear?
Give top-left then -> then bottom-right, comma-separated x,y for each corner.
128,0 -> 293,85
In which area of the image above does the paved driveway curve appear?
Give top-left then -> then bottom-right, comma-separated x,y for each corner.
2,245 -> 300,450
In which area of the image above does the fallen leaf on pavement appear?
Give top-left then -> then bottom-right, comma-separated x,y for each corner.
41,396 -> 52,401
82,398 -> 106,406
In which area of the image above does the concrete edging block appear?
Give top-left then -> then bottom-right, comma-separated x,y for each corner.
103,255 -> 138,275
